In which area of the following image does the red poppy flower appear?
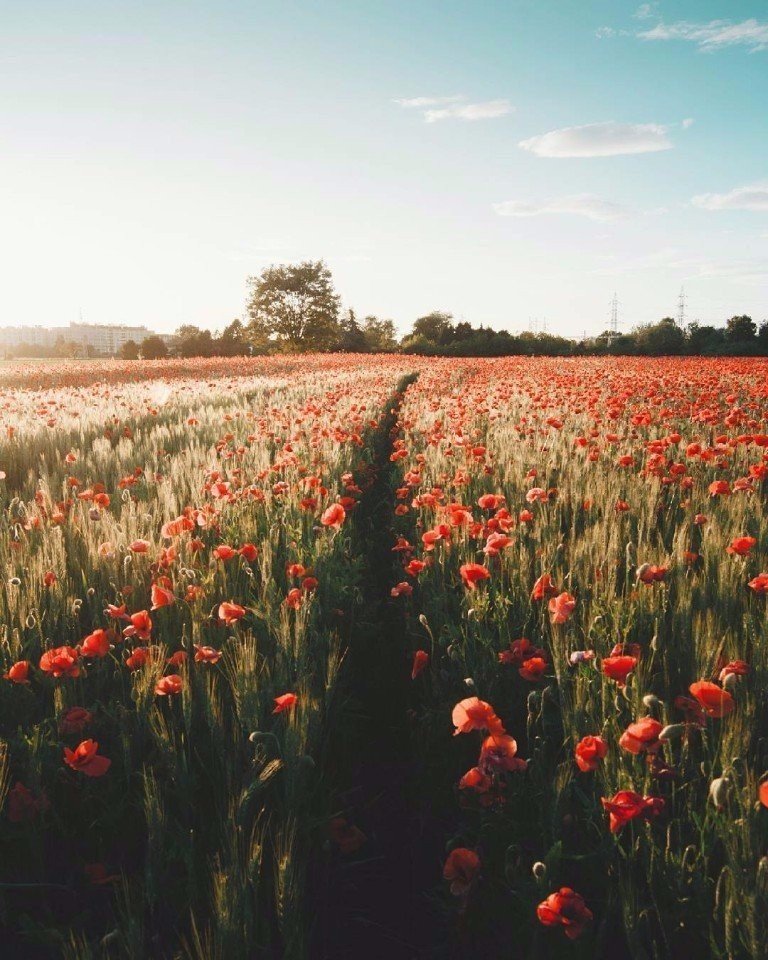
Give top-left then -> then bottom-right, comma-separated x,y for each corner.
239,543 -> 259,562
601,655 -> 637,686
218,601 -> 246,624
452,697 -> 504,736
391,581 -> 413,597
150,582 -> 175,610
548,592 -> 576,624
619,716 -> 663,755
213,544 -> 237,561
273,692 -> 297,714
727,536 -> 757,557
601,790 -> 664,833
194,645 -> 222,664
39,645 -> 80,679
59,706 -> 93,736
321,503 -> 346,530
759,782 -> 768,809
411,649 -> 429,679
63,739 -> 111,777
81,629 -> 111,659
123,610 -> 152,642
7,782 -> 49,822
442,848 -> 480,896
4,660 -> 30,684
689,680 -> 735,718
537,887 -> 593,940
574,735 -> 608,772
532,573 -> 558,601
748,573 -> 768,594
155,674 -> 183,696
519,656 -> 548,681
459,563 -> 491,589
479,733 -> 527,773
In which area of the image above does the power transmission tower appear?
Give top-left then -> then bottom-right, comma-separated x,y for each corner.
677,287 -> 687,326
609,292 -> 620,334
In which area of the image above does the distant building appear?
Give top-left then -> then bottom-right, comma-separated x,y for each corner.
0,322 -> 167,357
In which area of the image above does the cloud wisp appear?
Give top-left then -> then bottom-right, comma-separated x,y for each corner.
692,182 -> 768,212
394,95 -> 512,122
494,194 -> 630,222
639,19 -> 768,53
518,121 -> 673,158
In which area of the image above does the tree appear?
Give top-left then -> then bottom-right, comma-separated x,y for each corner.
119,340 -> 140,360
725,315 -> 757,344
411,311 -> 454,345
174,325 -> 216,358
634,318 -> 685,356
685,323 -> 725,355
218,319 -> 250,356
333,308 -> 369,352
362,315 -> 398,352
758,321 -> 768,348
141,335 -> 168,359
246,260 -> 341,352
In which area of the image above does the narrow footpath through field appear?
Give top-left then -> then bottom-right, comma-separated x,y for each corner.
314,373 -> 452,960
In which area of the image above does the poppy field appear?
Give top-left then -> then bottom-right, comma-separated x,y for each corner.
1,354 -> 767,959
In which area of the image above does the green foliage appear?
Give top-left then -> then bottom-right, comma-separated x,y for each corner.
246,260 -> 341,352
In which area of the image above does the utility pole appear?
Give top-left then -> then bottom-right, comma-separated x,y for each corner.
677,287 -> 687,327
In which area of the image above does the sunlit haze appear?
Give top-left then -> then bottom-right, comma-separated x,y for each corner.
2,0 -> 767,337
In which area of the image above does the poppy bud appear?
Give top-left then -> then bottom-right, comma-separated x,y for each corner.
89,508 -> 101,521
25,614 -> 36,629
532,861 -> 547,880
9,577 -> 21,586
659,723 -> 686,741
709,776 -> 729,810
643,694 -> 661,709
722,672 -> 739,694
464,677 -> 476,690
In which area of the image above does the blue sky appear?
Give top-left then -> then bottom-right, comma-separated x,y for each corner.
1,0 -> 766,337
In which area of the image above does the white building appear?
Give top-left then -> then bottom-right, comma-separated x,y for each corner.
0,322 -> 163,356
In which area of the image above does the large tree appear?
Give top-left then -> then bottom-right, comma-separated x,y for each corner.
140,335 -> 168,359
725,315 -> 757,343
246,260 -> 341,352
362,315 -> 398,352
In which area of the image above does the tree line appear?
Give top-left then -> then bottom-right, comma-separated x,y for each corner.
7,260 -> 768,359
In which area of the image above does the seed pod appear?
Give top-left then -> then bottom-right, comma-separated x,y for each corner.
636,562 -> 651,581
709,776 -> 730,810
659,723 -> 687,742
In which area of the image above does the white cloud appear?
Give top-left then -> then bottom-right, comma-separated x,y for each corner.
633,3 -> 658,20
639,19 -> 768,52
494,194 -> 630,222
519,121 -> 673,158
596,26 -> 630,39
692,182 -> 768,212
681,117 -> 695,129
425,99 -> 512,122
394,96 -> 512,122
393,96 -> 463,108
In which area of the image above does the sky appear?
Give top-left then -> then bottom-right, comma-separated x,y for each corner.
1,0 -> 767,338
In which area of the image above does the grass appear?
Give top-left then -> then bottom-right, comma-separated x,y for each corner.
0,354 -> 766,959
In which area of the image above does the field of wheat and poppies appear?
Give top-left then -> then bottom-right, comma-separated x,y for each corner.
1,354 -> 767,960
